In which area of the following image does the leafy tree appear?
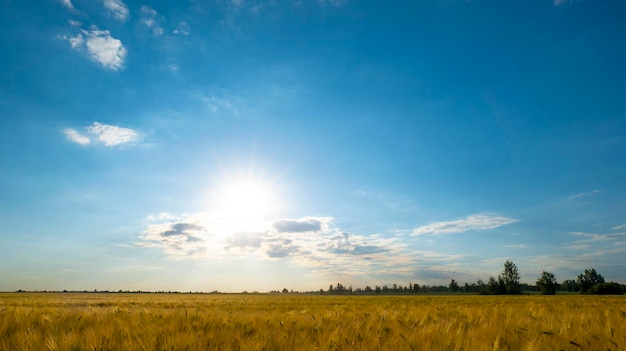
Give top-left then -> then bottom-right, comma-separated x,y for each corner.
577,268 -> 605,294
483,261 -> 522,295
536,271 -> 558,295
587,282 -> 623,295
502,260 -> 522,294
560,279 -> 579,292
486,276 -> 506,295
449,279 -> 460,292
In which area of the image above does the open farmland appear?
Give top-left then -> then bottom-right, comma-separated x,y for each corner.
1,293 -> 624,350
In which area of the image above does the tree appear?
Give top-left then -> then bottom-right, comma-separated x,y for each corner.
560,279 -> 579,292
502,260 -> 522,294
577,268 -> 605,294
449,279 -> 460,292
587,282 -> 623,295
536,271 -> 558,295
486,276 -> 506,295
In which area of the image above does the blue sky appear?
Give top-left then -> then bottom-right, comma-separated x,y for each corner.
1,0 -> 625,292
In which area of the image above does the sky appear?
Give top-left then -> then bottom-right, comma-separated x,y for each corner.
1,0 -> 625,292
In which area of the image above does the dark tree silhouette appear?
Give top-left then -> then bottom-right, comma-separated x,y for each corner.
536,271 -> 558,295
449,279 -> 460,292
577,268 -> 604,294
502,260 -> 522,294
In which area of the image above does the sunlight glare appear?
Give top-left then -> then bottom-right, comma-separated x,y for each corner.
215,178 -> 276,226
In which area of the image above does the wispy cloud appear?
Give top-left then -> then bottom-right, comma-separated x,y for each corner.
173,21 -> 190,36
201,95 -> 238,114
612,223 -> 626,230
63,128 -> 91,145
569,231 -> 626,242
64,122 -> 139,147
553,0 -> 583,6
319,0 -> 347,7
504,244 -> 527,249
65,26 -> 126,70
565,244 -> 590,250
103,0 -> 129,21
139,6 -> 164,37
565,189 -> 602,202
58,0 -> 75,10
87,122 -> 139,146
411,213 -> 518,236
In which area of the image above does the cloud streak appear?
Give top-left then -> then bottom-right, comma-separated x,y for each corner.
565,189 -> 602,202
411,213 -> 518,236
64,122 -> 139,147
63,128 -> 90,145
569,231 -> 626,242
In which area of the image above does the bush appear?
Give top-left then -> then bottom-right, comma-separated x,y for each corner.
587,282 -> 623,295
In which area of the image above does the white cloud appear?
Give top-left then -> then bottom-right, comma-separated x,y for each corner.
58,0 -> 75,10
68,20 -> 82,27
63,128 -> 91,145
86,122 -> 138,146
173,21 -> 190,36
103,0 -> 129,21
138,213 -> 415,279
411,213 -> 518,236
64,122 -> 139,147
139,6 -> 164,37
141,218 -> 210,258
66,27 -> 126,70
67,33 -> 84,48
612,223 -> 626,230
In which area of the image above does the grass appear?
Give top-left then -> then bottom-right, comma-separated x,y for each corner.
1,293 -> 624,350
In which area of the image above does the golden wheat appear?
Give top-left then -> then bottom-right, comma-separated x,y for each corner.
1,293 -> 624,350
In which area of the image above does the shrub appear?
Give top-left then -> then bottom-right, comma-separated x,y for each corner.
587,282 -> 624,295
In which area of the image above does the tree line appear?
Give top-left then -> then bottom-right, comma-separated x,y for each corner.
319,260 -> 625,295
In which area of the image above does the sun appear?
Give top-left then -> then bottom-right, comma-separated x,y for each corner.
214,178 -> 276,224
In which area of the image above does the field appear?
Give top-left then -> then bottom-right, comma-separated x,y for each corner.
1,293 -> 624,350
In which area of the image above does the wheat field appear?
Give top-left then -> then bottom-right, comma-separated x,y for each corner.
1,292 -> 624,350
